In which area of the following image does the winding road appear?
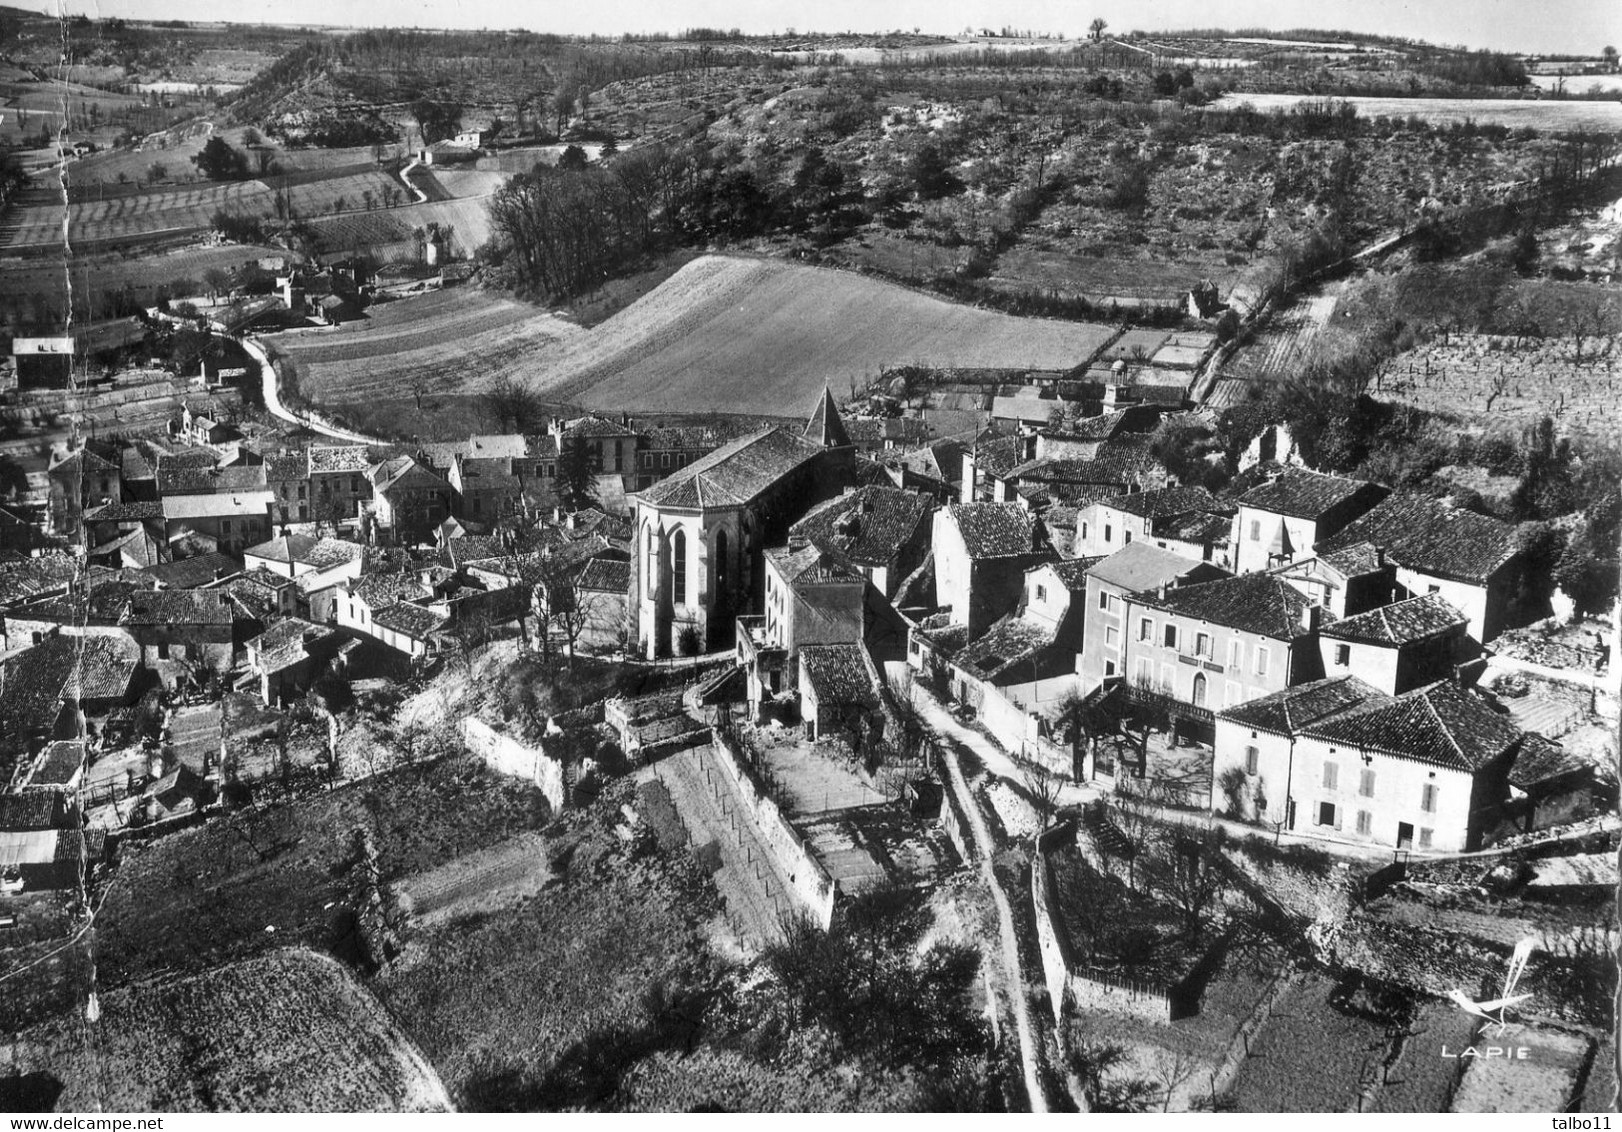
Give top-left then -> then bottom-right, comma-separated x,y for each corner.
240,334 -> 382,443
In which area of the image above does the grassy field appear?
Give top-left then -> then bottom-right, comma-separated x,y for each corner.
308,195 -> 498,259
1211,93 -> 1622,132
1228,974 -> 1389,1111
541,255 -> 1119,416
7,949 -> 451,1112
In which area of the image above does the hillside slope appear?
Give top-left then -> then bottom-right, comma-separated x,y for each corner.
525,255 -> 1116,415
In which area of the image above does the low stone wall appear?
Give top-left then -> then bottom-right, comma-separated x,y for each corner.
1032,820 -> 1175,1025
710,732 -> 837,930
461,717 -> 567,811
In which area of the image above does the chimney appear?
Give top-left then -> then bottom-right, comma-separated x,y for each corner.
1157,583 -> 1168,601
1103,383 -> 1120,410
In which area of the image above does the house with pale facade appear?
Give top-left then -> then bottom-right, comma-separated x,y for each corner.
1116,572 -> 1325,743
1316,493 -> 1522,642
368,455 -> 453,546
1317,592 -> 1469,695
1078,543 -> 1227,692
1230,467 -> 1387,575
738,543 -> 865,721
1214,677 -> 1523,852
933,503 -> 1053,637
1074,485 -> 1232,564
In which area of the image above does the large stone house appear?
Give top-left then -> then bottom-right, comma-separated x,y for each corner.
787,485 -> 934,599
1214,677 -> 1524,852
1074,485 -> 1233,565
1316,494 -> 1523,642
368,455 -> 453,546
1230,467 -> 1387,575
629,391 -> 855,658
1316,592 -> 1470,695
1078,543 -> 1228,691
932,503 -> 1053,637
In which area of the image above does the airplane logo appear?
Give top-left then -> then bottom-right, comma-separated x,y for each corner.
1448,938 -> 1537,1035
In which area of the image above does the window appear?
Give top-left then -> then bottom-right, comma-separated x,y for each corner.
1036,584 -> 1047,602
1229,639 -> 1242,668
661,453 -> 671,468
1098,589 -> 1109,610
1418,828 -> 1433,850
671,530 -> 687,604
1105,626 -> 1119,646
1139,618 -> 1152,641
1421,784 -> 1437,813
350,476 -> 359,492
1123,530 -> 1133,544
1164,624 -> 1178,649
1104,659 -> 1116,676
298,485 -> 306,499
1196,631 -> 1211,658
1225,681 -> 1241,706
715,530 -> 729,592
1322,761 -> 1338,790
1244,746 -> 1259,775
1317,801 -> 1337,828
1255,646 -> 1270,676
222,519 -> 232,533
1080,522 -> 1089,540
1334,643 -> 1351,666
1192,673 -> 1207,707
1250,519 -> 1261,541
1360,768 -> 1376,797
1103,523 -> 1114,543
1356,810 -> 1372,835
1137,657 -> 1153,683
1428,584 -> 1441,595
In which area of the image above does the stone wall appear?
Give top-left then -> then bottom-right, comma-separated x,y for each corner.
461,717 -> 567,811
710,732 -> 837,930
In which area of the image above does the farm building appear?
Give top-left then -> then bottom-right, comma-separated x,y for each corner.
121,589 -> 240,672
244,618 -> 342,705
797,642 -> 883,743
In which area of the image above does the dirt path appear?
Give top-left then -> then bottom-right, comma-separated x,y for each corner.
397,832 -> 550,929
243,333 -> 383,443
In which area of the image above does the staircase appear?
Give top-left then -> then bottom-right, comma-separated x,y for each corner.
1082,801 -> 1134,859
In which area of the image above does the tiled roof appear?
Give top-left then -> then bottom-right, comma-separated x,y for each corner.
1237,468 -> 1385,520
1141,573 -> 1318,640
563,415 -> 637,439
1104,485 -> 1223,521
789,487 -> 932,569
640,422 -> 754,451
0,634 -> 139,736
1085,542 -> 1222,592
1303,680 -> 1523,773
27,740 -> 85,787
637,427 -> 826,509
142,552 -> 242,588
766,543 -> 865,587
972,435 -> 1028,480
1008,443 -> 1159,487
1508,734 -> 1591,790
944,503 -> 1046,560
249,618 -> 336,672
1321,593 -> 1466,646
157,463 -> 266,495
0,556 -> 78,607
370,455 -> 449,495
307,445 -> 374,474
1041,556 -> 1104,591
1162,511 -> 1232,544
301,537 -> 363,571
124,588 -> 236,625
1218,675 -> 1388,736
350,571 -> 434,609
577,557 -> 630,593
1319,541 -> 1385,578
798,643 -> 878,706
63,633 -> 140,701
1317,494 -> 1520,584
370,601 -> 447,640
265,453 -> 309,482
84,500 -> 164,522
955,616 -> 1058,681
0,791 -> 70,831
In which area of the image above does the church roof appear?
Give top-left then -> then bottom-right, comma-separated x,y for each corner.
804,386 -> 852,449
636,427 -> 825,510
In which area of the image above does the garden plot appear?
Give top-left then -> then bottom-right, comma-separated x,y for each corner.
1219,281 -> 1345,387
308,195 -> 497,259
1451,1023 -> 1592,1112
753,730 -> 887,815
1373,336 -> 1622,441
396,831 -> 551,929
1228,974 -> 1390,1111
1152,331 -> 1218,370
0,180 -> 269,249
7,948 -> 451,1111
1369,998 -> 1477,1112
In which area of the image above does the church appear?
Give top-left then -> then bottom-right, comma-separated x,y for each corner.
630,389 -> 855,658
